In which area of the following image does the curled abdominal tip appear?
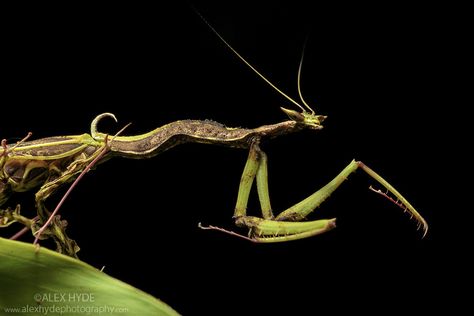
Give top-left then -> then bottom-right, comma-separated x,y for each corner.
99,112 -> 118,122
91,113 -> 119,138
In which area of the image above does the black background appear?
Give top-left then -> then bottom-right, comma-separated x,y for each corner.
1,1 -> 465,315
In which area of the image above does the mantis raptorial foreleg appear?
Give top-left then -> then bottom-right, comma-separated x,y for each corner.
201,139 -> 336,241
232,138 -> 336,241
234,139 -> 273,220
201,138 -> 427,242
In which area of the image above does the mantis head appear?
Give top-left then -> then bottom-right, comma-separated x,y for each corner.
196,11 -> 326,131
280,107 -> 327,130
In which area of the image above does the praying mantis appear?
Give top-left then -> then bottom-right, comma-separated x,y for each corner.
0,13 -> 428,258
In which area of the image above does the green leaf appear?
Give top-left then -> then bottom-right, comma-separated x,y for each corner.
0,237 -> 180,316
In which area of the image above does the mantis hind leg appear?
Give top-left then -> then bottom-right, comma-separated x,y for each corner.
201,139 -> 428,242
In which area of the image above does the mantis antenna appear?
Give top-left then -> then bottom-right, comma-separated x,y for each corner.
297,38 -> 316,114
195,9 -> 316,114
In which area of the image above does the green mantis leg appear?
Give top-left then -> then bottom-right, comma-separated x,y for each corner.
275,159 -> 427,236
0,176 -> 79,256
34,173 -> 81,257
202,139 -> 427,242
31,151 -> 104,257
231,139 -> 336,242
233,140 -> 274,220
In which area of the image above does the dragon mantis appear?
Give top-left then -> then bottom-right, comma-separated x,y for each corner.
0,15 -> 427,258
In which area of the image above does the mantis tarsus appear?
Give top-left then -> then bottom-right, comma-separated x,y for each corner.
0,15 -> 427,258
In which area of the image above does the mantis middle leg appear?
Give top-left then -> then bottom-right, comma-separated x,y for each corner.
34,172 -> 81,257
